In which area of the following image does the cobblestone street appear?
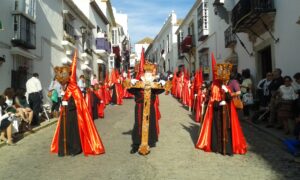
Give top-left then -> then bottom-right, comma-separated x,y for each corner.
0,94 -> 299,180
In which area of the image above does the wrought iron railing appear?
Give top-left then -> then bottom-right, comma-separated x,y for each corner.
224,26 -> 236,48
232,0 -> 275,30
11,14 -> 36,49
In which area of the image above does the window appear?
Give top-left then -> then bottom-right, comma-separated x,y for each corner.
11,14 -> 36,49
167,35 -> 170,53
25,0 -> 36,18
14,0 -> 36,19
112,29 -> 118,45
14,0 -> 19,11
177,31 -> 183,57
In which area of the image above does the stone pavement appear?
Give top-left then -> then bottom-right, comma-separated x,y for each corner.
0,94 -> 300,180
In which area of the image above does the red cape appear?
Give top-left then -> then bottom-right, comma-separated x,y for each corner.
94,88 -> 105,118
51,51 -> 105,156
195,83 -> 247,154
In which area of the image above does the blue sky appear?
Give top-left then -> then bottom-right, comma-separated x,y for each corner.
111,0 -> 195,45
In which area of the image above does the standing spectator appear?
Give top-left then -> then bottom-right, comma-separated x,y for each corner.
240,69 -> 252,120
292,73 -> 300,137
277,76 -> 298,134
228,73 -> 241,96
26,73 -> 42,126
231,65 -> 243,84
292,72 -> 300,95
266,68 -> 284,128
48,76 -> 62,118
91,74 -> 99,86
77,75 -> 86,96
256,72 -> 273,108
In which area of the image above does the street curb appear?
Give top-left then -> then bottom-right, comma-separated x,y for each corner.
242,120 -> 285,146
0,118 -> 58,148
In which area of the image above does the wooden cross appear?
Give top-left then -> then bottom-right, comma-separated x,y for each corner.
124,79 -> 172,155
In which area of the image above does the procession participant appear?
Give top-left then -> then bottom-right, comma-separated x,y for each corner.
50,51 -> 105,157
110,69 -> 123,105
122,71 -> 134,99
195,62 -> 247,156
124,62 -> 171,155
94,83 -> 105,119
104,72 -> 111,105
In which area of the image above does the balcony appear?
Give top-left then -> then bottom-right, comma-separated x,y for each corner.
232,0 -> 276,34
63,22 -> 76,45
81,52 -> 92,64
224,26 -> 237,48
112,46 -> 121,59
95,38 -> 111,55
180,35 -> 193,53
61,22 -> 76,55
11,14 -> 36,49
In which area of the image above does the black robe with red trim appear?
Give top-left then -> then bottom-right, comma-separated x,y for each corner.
127,88 -> 164,148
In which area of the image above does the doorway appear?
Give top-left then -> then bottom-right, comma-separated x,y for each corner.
258,46 -> 272,78
98,64 -> 106,82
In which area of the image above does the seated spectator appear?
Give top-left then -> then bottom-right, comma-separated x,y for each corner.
0,95 -> 15,145
15,88 -> 33,130
3,88 -> 24,119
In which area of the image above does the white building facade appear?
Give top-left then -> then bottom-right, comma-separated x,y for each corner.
145,11 -> 180,74
0,0 -> 122,101
176,0 -> 300,83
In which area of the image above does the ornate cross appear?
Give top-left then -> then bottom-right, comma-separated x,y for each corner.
124,79 -> 172,155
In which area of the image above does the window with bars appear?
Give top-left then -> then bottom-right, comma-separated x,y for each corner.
197,1 -> 209,41
11,14 -> 36,49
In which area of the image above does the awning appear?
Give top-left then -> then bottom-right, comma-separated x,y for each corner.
11,47 -> 36,60
80,64 -> 92,71
96,59 -> 106,64
62,57 -> 72,64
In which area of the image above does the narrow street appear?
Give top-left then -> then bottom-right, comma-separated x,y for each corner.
0,94 -> 299,180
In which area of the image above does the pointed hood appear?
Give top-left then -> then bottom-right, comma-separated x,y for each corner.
136,47 -> 145,80
211,52 -> 217,82
69,50 -> 78,84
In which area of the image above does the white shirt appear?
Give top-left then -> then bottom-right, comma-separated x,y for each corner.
279,85 -> 298,100
26,77 -> 42,94
257,78 -> 272,96
49,80 -> 62,97
77,79 -> 86,92
241,78 -> 252,93
292,82 -> 300,92
0,107 -> 10,123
